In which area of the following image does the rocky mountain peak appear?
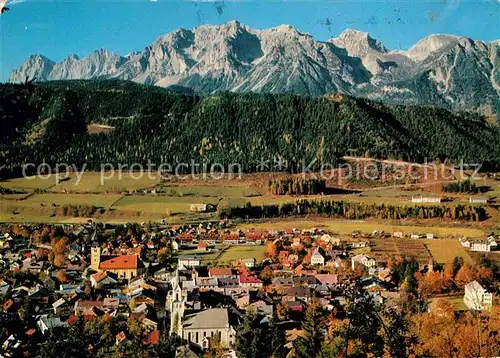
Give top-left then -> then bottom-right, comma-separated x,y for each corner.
27,54 -> 53,62
9,55 -> 55,83
406,34 -> 460,61
8,23 -> 498,114
65,54 -> 80,61
331,29 -> 388,57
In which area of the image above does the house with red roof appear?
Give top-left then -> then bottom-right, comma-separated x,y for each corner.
176,233 -> 195,244
239,275 -> 263,289
223,233 -> 240,245
314,274 -> 338,286
91,247 -> 145,281
245,231 -> 263,244
115,331 -> 128,346
144,330 -> 160,345
208,267 -> 233,278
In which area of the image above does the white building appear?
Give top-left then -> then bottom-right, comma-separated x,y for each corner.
319,234 -> 341,246
166,270 -> 187,336
351,241 -> 369,249
467,237 -> 497,252
190,204 -> 208,212
411,196 -> 441,203
182,308 -> 236,349
37,315 -> 68,335
351,254 -> 376,270
178,255 -> 201,268
240,258 -> 256,268
310,247 -> 326,266
459,237 -> 471,248
464,281 -> 493,311
488,236 -> 498,249
469,197 -> 488,204
471,240 -> 491,252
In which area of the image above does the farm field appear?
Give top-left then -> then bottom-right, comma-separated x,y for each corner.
52,172 -> 161,193
428,296 -> 468,311
20,193 -> 122,207
180,245 -> 265,266
213,245 -> 266,266
0,193 -> 122,223
369,238 -> 432,264
0,172 -> 161,193
1,168 -> 498,230
238,219 -> 486,237
180,249 -> 220,264
0,172 -> 268,222
112,195 -> 219,216
1,171 -> 265,194
360,237 -> 472,265
159,185 -> 262,198
423,239 -> 473,265
0,175 -> 59,190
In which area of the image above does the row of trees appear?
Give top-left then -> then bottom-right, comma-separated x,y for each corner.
442,180 -> 480,194
267,177 -> 327,195
54,204 -> 98,217
219,199 -> 488,221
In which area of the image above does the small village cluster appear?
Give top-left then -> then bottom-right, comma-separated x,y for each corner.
0,221 -> 497,357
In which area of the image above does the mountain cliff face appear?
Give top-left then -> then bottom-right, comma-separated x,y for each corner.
9,21 -> 500,114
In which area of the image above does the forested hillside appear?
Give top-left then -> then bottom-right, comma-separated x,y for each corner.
219,199 -> 488,221
0,80 -> 499,178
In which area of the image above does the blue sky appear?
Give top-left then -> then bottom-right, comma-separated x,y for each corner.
0,0 -> 498,81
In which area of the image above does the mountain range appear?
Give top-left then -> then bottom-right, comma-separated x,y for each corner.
9,21 -> 500,115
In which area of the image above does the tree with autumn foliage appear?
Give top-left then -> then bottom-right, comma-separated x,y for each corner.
417,270 -> 449,297
49,236 -> 69,267
416,298 -> 459,357
265,241 -> 278,261
476,266 -> 494,285
56,269 -> 68,283
455,264 -> 476,287
443,262 -> 456,289
259,265 -> 274,283
10,224 -> 30,238
276,303 -> 288,320
31,226 -> 52,245
36,248 -> 49,260
415,299 -> 500,357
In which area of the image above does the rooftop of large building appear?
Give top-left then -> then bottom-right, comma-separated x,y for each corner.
183,308 -> 229,330
99,255 -> 143,270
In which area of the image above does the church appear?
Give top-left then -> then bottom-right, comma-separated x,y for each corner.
90,247 -> 145,280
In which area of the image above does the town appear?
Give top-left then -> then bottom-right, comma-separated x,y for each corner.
1,0 -> 499,355
0,220 -> 498,357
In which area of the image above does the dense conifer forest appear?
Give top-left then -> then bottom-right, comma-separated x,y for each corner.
1,80 -> 499,178
218,199 -> 488,221
267,177 -> 327,195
